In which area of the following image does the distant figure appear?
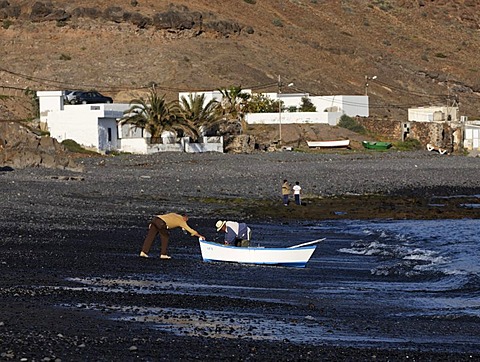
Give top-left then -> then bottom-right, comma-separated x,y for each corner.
282,179 -> 291,206
215,220 -> 252,247
293,181 -> 302,205
140,213 -> 205,259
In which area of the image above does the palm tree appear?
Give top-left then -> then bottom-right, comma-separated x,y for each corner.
119,89 -> 198,143
217,85 -> 251,133
177,93 -> 222,135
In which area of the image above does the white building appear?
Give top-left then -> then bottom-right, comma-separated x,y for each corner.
246,94 -> 369,126
38,91 -> 124,152
464,121 -> 480,151
180,90 -> 370,126
37,91 -> 224,154
178,89 -> 253,104
408,106 -> 459,123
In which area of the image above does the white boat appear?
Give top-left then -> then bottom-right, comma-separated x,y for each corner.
307,140 -> 350,148
198,238 -> 324,268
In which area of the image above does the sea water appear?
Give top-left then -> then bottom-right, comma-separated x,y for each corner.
303,218 -> 480,318
63,217 -> 480,350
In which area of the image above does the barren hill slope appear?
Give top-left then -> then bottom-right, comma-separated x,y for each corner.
1,0 -> 479,121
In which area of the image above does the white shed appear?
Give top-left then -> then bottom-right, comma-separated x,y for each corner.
464,121 -> 480,151
408,106 -> 459,123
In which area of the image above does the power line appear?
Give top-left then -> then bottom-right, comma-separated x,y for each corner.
0,66 -> 282,94
1,66 -> 477,111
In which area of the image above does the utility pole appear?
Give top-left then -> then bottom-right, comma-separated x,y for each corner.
364,75 -> 377,95
278,75 -> 282,143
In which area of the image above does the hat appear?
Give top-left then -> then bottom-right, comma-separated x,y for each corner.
215,220 -> 226,231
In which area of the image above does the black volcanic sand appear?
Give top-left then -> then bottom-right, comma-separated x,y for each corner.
1,151 -> 479,361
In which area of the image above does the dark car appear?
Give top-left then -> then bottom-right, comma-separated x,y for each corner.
69,91 -> 113,104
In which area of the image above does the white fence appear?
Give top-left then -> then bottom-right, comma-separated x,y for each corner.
119,137 -> 224,154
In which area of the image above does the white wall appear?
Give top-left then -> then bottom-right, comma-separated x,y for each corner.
179,89 -> 253,104
310,95 -> 369,116
464,123 -> 480,150
98,118 -> 119,151
179,90 -> 223,104
46,103 -> 127,151
408,106 -> 459,123
37,91 -> 64,116
246,111 -> 342,126
184,136 -> 224,153
262,92 -> 310,109
119,138 -> 148,154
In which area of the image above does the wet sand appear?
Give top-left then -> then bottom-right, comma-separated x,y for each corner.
0,151 -> 479,360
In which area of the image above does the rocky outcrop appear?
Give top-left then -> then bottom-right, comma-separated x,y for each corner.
0,121 -> 83,171
225,134 -> 256,154
0,1 -> 248,37
0,0 -> 20,19
29,1 -> 70,22
152,10 -> 201,30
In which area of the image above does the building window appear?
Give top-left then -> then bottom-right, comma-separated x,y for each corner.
108,128 -> 112,142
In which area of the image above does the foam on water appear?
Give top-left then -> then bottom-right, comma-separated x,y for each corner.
337,219 -> 479,278
327,218 -> 480,317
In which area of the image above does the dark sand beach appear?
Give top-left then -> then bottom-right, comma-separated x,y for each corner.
1,151 -> 479,361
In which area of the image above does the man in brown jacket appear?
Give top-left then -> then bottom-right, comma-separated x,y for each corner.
140,213 -> 205,259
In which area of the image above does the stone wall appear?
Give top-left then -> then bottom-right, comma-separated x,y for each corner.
355,118 -> 403,141
356,117 -> 462,152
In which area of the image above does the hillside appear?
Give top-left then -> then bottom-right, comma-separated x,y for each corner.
1,0 -> 480,122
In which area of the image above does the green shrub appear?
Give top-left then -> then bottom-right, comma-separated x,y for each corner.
373,0 -> 393,11
246,93 -> 278,113
243,0 -> 256,3
272,18 -> 283,27
393,138 -> 422,151
338,115 -> 366,134
61,139 -> 98,154
2,19 -> 12,29
299,97 -> 316,112
59,54 -> 71,61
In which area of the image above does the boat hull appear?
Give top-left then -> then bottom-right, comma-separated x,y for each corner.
307,140 -> 350,148
362,141 -> 392,150
199,240 -> 316,268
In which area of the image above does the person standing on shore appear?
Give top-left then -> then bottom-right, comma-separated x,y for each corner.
140,213 -> 205,259
293,181 -> 302,205
282,179 -> 291,206
215,220 -> 252,247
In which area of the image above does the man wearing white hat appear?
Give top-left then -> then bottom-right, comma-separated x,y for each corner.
215,220 -> 251,247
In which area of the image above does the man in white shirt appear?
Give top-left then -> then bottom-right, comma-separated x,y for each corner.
293,181 -> 302,205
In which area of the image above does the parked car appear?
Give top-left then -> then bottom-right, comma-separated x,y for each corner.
64,90 -> 81,103
69,91 -> 113,104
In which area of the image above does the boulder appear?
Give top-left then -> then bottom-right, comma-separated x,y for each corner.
225,134 -> 256,154
29,2 -> 70,22
0,122 -> 83,171
152,10 -> 200,30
